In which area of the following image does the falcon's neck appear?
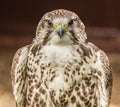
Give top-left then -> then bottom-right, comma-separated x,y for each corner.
48,37 -> 74,46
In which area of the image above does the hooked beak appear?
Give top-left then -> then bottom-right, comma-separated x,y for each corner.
57,27 -> 65,38
54,23 -> 67,39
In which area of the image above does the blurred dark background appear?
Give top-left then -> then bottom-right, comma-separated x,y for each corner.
0,0 -> 120,107
0,0 -> 120,52
1,0 -> 120,27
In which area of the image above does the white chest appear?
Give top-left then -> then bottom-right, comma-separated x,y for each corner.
39,45 -> 81,90
41,45 -> 80,67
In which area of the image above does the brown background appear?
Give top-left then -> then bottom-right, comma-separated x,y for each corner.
0,0 -> 120,107
1,0 -> 120,27
0,0 -> 120,51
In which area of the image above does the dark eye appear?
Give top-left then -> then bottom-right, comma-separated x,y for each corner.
47,20 -> 53,26
68,20 -> 73,26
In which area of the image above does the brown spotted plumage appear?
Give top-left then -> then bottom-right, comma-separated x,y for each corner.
11,9 -> 112,107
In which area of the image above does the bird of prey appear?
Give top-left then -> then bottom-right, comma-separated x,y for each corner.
11,9 -> 112,107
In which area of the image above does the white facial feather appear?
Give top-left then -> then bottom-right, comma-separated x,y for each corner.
53,18 -> 68,25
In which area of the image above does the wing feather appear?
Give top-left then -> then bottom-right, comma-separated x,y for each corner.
11,45 -> 30,107
89,43 -> 112,105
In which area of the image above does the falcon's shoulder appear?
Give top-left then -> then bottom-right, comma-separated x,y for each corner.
89,42 -> 112,75
11,45 -> 30,87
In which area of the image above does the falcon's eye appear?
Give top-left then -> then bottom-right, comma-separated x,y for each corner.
68,20 -> 73,26
47,20 -> 53,26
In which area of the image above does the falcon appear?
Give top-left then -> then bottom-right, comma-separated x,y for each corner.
11,9 -> 112,107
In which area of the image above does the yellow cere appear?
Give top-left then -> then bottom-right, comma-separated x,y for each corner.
53,23 -> 68,32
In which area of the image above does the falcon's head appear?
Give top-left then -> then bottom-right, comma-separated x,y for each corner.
34,9 -> 87,45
